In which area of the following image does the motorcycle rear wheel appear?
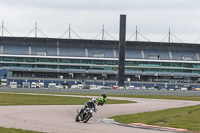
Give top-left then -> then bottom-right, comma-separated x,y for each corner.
75,115 -> 80,122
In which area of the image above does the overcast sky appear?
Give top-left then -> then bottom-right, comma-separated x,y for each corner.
1,0 -> 200,43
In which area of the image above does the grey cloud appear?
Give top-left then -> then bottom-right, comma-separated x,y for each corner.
1,0 -> 200,42
1,0 -> 200,11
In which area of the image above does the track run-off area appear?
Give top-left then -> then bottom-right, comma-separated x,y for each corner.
0,89 -> 200,133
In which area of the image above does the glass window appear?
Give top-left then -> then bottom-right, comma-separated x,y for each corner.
2,63 -> 13,67
36,65 -> 46,68
81,66 -> 90,69
36,58 -> 48,62
149,62 -> 160,66
171,63 -> 182,67
13,57 -> 23,62
70,59 -> 80,64
137,68 -> 147,71
104,60 -> 117,65
48,58 -> 58,63
59,59 -> 69,63
161,62 -> 171,67
148,68 -> 159,72
89,66 -> 104,69
183,63 -> 193,68
93,60 -> 103,65
125,68 -> 137,71
81,59 -> 92,64
103,66 -> 112,70
126,61 -> 137,66
70,66 -> 80,69
193,70 -> 200,73
47,65 -> 57,69
2,57 -> 12,61
172,69 -> 182,72
36,58 -> 57,63
138,61 -> 149,66
25,58 -> 35,62
59,65 -> 69,69
183,70 -> 192,73
21,64 -> 34,68
194,63 -> 200,68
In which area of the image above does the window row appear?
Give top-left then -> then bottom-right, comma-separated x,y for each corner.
1,63 -> 200,73
1,56 -> 200,69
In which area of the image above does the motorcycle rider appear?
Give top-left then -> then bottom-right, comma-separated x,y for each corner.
101,92 -> 107,102
78,98 -> 97,115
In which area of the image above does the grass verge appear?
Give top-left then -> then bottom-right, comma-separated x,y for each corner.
107,94 -> 200,101
5,91 -> 200,101
110,104 -> 200,132
39,93 -> 200,101
0,93 -> 135,105
0,127 -> 43,133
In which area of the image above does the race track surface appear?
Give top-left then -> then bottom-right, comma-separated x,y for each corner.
0,94 -> 199,133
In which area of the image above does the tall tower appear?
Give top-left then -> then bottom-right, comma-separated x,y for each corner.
118,15 -> 126,89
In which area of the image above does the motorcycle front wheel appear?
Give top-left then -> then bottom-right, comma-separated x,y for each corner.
83,114 -> 92,123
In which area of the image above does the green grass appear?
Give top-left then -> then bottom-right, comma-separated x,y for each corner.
103,94 -> 200,101
0,93 -> 135,105
7,91 -> 200,101
46,93 -> 200,101
110,105 -> 200,132
0,93 -> 89,105
0,127 -> 43,133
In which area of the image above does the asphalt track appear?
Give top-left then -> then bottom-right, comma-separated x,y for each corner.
0,93 -> 200,133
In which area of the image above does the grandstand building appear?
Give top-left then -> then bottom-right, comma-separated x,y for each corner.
0,36 -> 200,88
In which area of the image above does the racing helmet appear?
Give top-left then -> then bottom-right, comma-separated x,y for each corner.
92,98 -> 96,103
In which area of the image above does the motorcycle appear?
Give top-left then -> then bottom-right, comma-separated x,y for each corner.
97,96 -> 105,106
75,107 -> 96,123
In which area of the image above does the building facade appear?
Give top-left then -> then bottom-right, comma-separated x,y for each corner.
0,37 -> 200,88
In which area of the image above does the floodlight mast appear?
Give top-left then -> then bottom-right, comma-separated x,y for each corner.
1,21 -> 3,37
168,27 -> 171,43
35,22 -> 37,38
69,23 -> 71,39
102,24 -> 104,40
135,26 -> 138,41
1,21 -> 13,37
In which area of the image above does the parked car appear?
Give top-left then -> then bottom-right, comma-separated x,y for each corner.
101,87 -> 113,90
126,85 -> 134,90
31,82 -> 37,88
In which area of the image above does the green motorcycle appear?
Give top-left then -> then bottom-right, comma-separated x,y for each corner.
97,96 -> 105,106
